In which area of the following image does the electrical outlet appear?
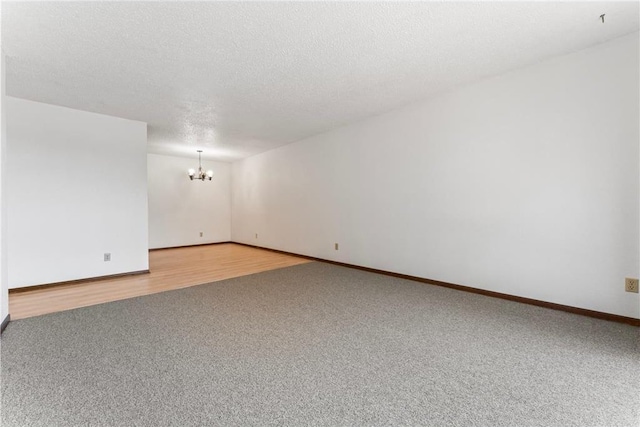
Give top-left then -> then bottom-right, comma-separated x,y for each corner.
199,231 -> 203,237
625,278 -> 639,293
335,243 -> 339,250
104,253 -> 111,262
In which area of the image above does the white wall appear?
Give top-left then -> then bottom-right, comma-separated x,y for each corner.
0,49 -> 8,320
232,33 -> 640,319
148,153 -> 231,249
7,97 -> 149,289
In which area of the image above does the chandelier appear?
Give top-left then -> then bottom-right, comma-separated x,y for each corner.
188,150 -> 213,181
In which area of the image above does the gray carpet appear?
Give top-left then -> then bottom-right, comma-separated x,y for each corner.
1,262 -> 638,427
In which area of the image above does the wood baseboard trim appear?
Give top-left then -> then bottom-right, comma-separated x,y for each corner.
149,241 -> 233,252
9,270 -> 150,294
1,314 -> 10,333
234,242 -> 640,326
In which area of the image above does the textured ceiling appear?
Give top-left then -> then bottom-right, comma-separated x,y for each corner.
3,2 -> 639,161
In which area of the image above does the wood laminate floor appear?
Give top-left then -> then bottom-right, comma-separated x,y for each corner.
9,243 -> 311,320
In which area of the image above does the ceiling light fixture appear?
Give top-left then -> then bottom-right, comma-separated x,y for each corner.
188,150 -> 213,181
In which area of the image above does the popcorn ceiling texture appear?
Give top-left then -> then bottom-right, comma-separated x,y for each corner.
3,2 -> 639,161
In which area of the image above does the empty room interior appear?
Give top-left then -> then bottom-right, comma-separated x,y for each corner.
0,1 -> 639,426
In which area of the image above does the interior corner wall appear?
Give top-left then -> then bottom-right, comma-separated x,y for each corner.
7,97 -> 149,289
231,33 -> 640,319
0,48 -> 8,320
147,153 -> 231,249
